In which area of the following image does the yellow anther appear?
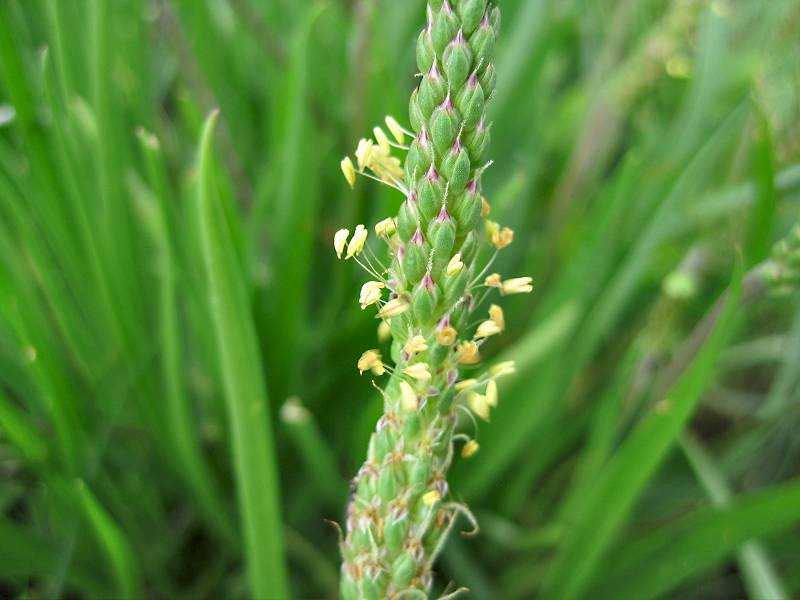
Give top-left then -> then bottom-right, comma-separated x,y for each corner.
435,326 -> 457,346
404,362 -> 432,381
501,277 -> 533,295
461,440 -> 480,459
346,224 -> 368,259
359,281 -> 385,309
457,341 -> 481,365
334,228 -> 349,259
446,253 -> 464,277
485,273 -> 502,288
357,350 -> 385,376
475,319 -> 502,338
485,379 -> 498,408
385,116 -> 406,145
488,304 -> 505,331
399,381 -> 418,413
378,297 -> 409,318
404,335 -> 428,354
341,157 -> 356,189
468,392 -> 491,421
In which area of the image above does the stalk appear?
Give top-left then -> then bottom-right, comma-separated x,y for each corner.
335,2 -> 530,598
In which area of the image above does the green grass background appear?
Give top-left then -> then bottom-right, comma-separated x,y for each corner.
1,0 -> 799,598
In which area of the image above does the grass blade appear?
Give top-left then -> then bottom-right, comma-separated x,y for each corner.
592,478 -> 800,600
541,260 -> 745,600
195,110 -> 289,599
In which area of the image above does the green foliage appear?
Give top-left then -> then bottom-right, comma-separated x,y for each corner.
0,0 -> 798,598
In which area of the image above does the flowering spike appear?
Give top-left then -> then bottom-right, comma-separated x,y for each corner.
338,2 -> 522,597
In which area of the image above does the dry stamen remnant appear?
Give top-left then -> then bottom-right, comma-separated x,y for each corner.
336,1 -> 531,598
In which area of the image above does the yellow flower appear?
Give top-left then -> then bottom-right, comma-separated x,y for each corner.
492,227 -> 514,250
340,157 -> 356,189
502,277 -> 533,295
485,273 -> 502,288
475,319 -> 502,338
404,335 -> 428,354
355,138 -> 374,170
334,228 -> 349,259
485,379 -> 498,408
378,297 -> 409,318
457,341 -> 481,365
399,381 -> 418,412
422,490 -> 441,506
490,361 -> 516,378
435,326 -> 457,346
385,115 -> 406,145
468,392 -> 491,421
346,224 -> 368,259
357,350 -> 385,376
489,304 -> 505,330
404,362 -> 431,381
377,320 -> 392,342
455,379 -> 478,392
481,197 -> 491,217
359,281 -> 385,309
374,217 -> 397,237
461,440 -> 480,458
373,126 -> 391,154
446,253 -> 464,277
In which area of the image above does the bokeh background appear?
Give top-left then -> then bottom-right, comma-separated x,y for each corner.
1,0 -> 800,598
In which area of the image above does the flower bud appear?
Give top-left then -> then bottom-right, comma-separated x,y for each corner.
440,138 -> 472,192
418,62 -> 447,115
454,183 -> 481,231
397,195 -> 419,242
443,268 -> 468,308
405,129 -> 434,181
430,207 -> 456,262
430,96 -> 459,156
360,569 -> 388,600
464,116 -> 491,162
391,553 -> 417,589
456,71 -> 485,129
409,455 -> 432,487
490,5 -> 501,35
403,239 -> 429,285
459,230 -> 479,263
412,272 -> 439,325
378,467 -> 399,504
457,0 -> 487,35
416,26 -> 435,73
432,1 -> 458,54
469,16 -> 495,66
418,166 -> 445,223
478,62 -> 497,97
443,30 -> 472,86
409,89 -> 425,132
383,511 -> 409,553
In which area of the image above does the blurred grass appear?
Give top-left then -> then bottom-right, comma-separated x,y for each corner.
0,0 -> 799,598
